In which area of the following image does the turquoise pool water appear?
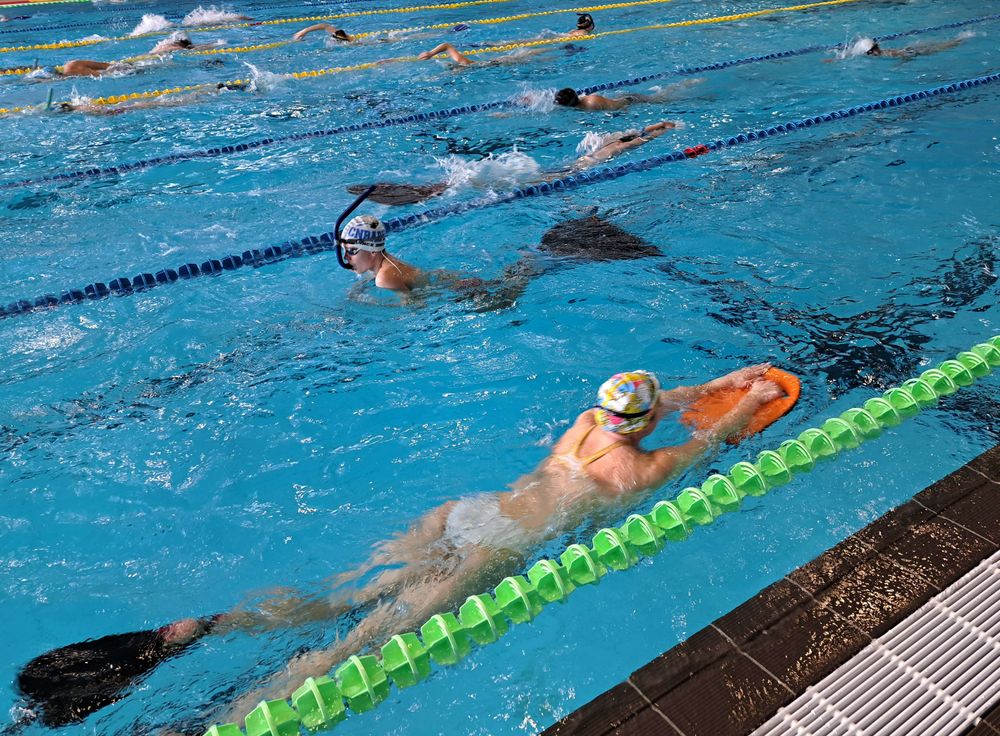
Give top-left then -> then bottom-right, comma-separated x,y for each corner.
1,0 -> 998,733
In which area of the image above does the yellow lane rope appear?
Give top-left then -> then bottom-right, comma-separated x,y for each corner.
0,0 -> 676,70
186,0 -> 678,57
0,0 -> 523,54
0,0 -> 863,115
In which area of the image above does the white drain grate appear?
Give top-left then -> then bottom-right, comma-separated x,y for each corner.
753,550 -> 1000,736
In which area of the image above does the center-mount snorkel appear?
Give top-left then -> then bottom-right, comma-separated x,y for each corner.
334,184 -> 376,270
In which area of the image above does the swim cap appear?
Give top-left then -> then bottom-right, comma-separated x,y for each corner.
453,23 -> 470,32
341,215 -> 386,251
577,13 -> 594,29
593,371 -> 660,434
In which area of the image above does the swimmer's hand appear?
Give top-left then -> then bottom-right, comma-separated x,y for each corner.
417,50 -> 435,60
746,377 -> 783,404
721,362 -> 772,389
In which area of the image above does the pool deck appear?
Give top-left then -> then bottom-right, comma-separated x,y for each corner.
542,443 -> 1000,736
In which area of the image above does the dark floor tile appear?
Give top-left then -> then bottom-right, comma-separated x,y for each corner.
714,578 -> 811,646
541,682 -> 650,736
939,480 -> 1000,546
914,464 -> 993,512
810,552 -> 939,639
970,445 -> 1000,482
977,696 -> 1000,734
852,500 -> 935,553
875,514 -> 997,588
737,599 -> 871,693
653,651 -> 792,736
786,535 -> 875,598
604,704 -> 682,736
960,723 -> 1000,736
629,626 -> 732,703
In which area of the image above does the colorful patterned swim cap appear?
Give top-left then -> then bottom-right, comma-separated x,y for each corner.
593,371 -> 660,434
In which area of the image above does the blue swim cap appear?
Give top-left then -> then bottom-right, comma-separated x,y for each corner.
453,23 -> 470,32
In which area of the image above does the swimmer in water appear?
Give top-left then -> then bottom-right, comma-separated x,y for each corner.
207,365 -> 783,722
553,79 -> 703,111
338,214 -> 427,293
572,120 -> 678,167
417,41 -> 548,67
52,81 -> 247,115
347,120 -> 680,206
292,23 -> 353,42
827,35 -> 969,61
565,12 -> 595,37
148,31 -> 223,54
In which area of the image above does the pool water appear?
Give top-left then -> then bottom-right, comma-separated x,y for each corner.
1,0 -> 998,733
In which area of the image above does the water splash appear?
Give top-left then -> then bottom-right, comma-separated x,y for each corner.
243,62 -> 285,93
129,14 -> 173,37
182,6 -> 249,26
514,87 -> 556,113
435,150 -> 542,190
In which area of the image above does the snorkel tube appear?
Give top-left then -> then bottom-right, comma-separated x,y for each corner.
334,185 -> 376,270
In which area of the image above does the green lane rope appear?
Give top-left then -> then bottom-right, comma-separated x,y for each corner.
204,336 -> 1000,736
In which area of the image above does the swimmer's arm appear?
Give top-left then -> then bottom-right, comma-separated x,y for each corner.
293,23 -> 341,41
634,386 -> 772,490
657,363 -> 772,411
418,42 -> 473,65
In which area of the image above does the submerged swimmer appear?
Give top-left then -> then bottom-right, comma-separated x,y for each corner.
51,82 -> 246,115
292,23 -> 353,42
347,120 -> 679,206
554,79 -> 702,111
209,365 -> 784,721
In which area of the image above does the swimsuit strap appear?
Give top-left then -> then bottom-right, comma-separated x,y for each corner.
572,423 -> 625,467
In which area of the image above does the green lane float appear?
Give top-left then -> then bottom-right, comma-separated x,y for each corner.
204,337 -> 1000,736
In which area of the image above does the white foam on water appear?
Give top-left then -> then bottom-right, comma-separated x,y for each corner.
129,14 -> 173,37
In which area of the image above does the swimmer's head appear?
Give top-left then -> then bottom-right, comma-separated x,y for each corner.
332,28 -> 351,41
452,23 -> 470,32
865,40 -> 882,56
340,214 -> 386,270
593,371 -> 661,435
576,13 -> 594,31
555,87 -> 580,107
168,31 -> 193,48
56,102 -> 75,113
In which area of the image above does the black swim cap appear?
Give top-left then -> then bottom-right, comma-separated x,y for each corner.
577,13 -> 594,29
555,88 -> 580,106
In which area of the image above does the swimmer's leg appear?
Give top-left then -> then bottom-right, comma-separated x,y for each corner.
222,545 -> 519,725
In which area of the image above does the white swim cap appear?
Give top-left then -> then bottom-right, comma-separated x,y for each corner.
341,215 -> 386,251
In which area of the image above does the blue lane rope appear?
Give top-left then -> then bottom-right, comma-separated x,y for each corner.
2,12 -> 997,190
2,71 -> 998,321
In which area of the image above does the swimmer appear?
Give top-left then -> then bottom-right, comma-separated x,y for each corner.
827,35 -> 969,61
417,41 -> 547,67
57,59 -> 135,78
292,23 -> 353,42
148,31 -> 222,54
554,79 -> 702,111
565,12 -> 595,37
573,120 -> 677,167
346,120 -> 679,206
338,214 -> 427,293
0,14 -> 30,22
52,82 -> 245,115
207,365 -> 784,722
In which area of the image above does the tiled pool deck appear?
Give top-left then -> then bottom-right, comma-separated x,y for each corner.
543,444 -> 1000,736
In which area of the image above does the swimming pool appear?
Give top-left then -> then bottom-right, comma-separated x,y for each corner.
1,0 -> 999,732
